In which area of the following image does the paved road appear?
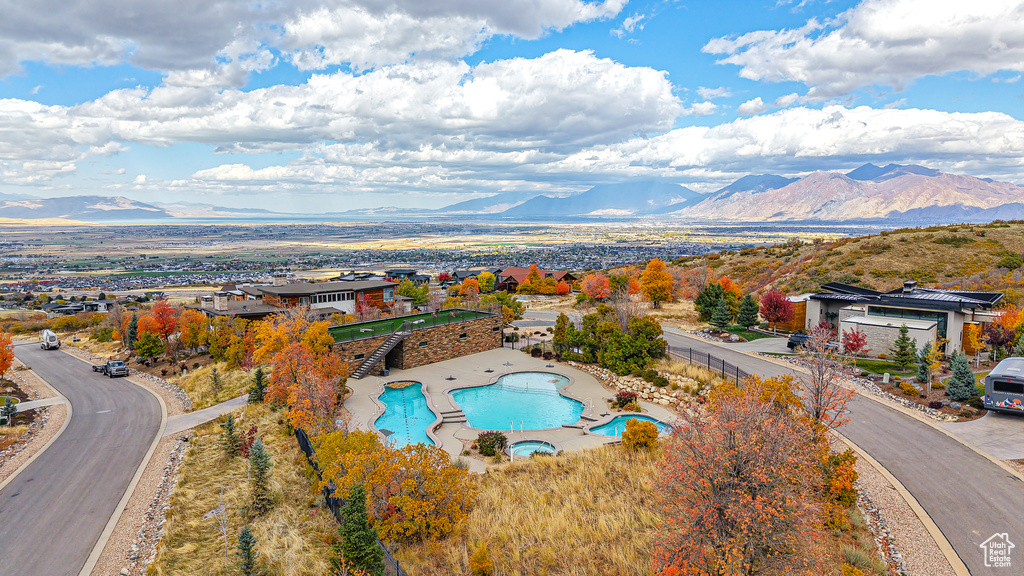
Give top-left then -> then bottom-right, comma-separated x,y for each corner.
661,329 -> 1023,575
0,344 -> 161,576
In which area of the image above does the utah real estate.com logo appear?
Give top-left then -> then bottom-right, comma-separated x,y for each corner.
980,533 -> 1015,569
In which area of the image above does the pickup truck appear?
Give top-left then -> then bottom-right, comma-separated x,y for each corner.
92,360 -> 130,378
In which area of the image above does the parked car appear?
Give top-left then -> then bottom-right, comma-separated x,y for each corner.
786,333 -> 810,350
92,360 -> 129,378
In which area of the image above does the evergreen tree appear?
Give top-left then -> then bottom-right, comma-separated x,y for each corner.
127,315 -> 138,349
210,366 -> 222,395
552,313 -> 571,353
916,341 -> 932,384
249,438 -> 273,516
710,298 -> 732,329
1013,336 -> 1024,358
1,397 -> 16,426
248,366 -> 266,404
889,325 -> 917,370
336,484 -> 384,576
221,413 -> 241,457
737,294 -> 759,329
947,351 -> 977,401
694,283 -> 725,321
236,524 -> 259,576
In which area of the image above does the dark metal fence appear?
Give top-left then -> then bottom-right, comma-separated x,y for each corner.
668,346 -> 750,383
294,428 -> 409,576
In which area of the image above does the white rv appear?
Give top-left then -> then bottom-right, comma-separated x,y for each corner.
40,329 -> 61,350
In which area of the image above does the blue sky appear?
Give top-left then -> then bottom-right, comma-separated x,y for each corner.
0,0 -> 1022,212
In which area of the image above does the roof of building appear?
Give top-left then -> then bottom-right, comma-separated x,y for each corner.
814,281 -> 1003,312
840,315 -> 938,331
261,280 -> 396,296
189,302 -> 284,318
498,267 -> 573,283
385,268 -> 417,275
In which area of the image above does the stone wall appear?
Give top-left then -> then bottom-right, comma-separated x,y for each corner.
565,361 -> 698,411
841,319 -> 936,357
331,314 -> 502,374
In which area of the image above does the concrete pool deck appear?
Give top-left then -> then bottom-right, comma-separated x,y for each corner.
345,348 -> 679,473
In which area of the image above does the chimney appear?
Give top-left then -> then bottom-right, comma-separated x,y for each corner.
213,291 -> 228,311
273,273 -> 288,287
903,280 -> 917,294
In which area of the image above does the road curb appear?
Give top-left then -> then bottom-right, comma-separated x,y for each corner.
0,366 -> 72,494
834,432 -> 970,576
60,350 -> 169,576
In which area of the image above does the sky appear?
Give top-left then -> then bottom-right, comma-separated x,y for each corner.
0,0 -> 1022,212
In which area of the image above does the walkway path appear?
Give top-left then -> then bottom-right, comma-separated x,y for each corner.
163,393 -> 249,437
661,327 -> 1023,576
13,396 -> 66,412
0,344 -> 163,576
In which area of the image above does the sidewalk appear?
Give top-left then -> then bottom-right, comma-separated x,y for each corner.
163,394 -> 249,437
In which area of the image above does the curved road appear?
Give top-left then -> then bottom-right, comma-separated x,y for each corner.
525,311 -> 1024,574
0,344 -> 161,576
659,329 -> 1023,576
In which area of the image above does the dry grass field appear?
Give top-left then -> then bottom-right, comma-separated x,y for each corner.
676,221 -> 1024,304
396,445 -> 663,576
171,362 -> 253,410
149,403 -> 337,576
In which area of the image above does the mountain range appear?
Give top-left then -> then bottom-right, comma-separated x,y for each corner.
2,163 -> 1022,223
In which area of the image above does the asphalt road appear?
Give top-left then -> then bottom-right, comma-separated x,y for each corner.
660,329 -> 1024,575
0,344 -> 161,576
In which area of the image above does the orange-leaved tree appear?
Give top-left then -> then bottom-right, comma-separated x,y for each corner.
555,279 -> 571,295
580,273 -> 611,300
0,330 -> 13,379
252,308 -> 317,365
148,299 -> 178,342
640,258 -> 675,308
316,431 -> 476,543
136,314 -> 161,338
459,278 -> 481,300
177,309 -> 209,349
655,379 -> 824,576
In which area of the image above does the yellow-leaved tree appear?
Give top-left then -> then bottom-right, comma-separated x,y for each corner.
639,258 -> 675,308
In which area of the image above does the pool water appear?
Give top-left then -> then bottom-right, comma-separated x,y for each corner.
374,382 -> 435,447
451,372 -> 582,430
509,440 -> 557,458
590,415 -> 673,437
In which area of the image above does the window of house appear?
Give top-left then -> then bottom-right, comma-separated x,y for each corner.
419,341 -> 428,348
459,333 -> 467,340
383,288 -> 394,302
300,297 -> 309,305
354,353 -> 365,360
493,326 -> 500,332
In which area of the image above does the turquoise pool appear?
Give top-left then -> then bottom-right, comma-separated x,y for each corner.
509,440 -> 557,458
374,382 -> 435,447
590,415 -> 673,437
451,372 -> 583,430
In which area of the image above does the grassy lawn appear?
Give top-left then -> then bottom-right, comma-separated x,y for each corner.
171,361 -> 253,411
328,308 -> 493,343
724,325 -> 777,341
150,403 -> 336,576
853,358 -> 916,376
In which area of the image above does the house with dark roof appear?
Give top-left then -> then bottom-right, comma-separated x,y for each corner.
495,267 -> 577,292
805,281 -> 1003,354
260,280 -> 399,314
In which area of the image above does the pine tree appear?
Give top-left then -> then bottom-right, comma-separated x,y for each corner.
210,366 -> 222,395
1,397 -> 16,426
127,315 -> 138,349
694,283 -> 725,321
249,438 -> 273,516
1013,336 -> 1024,358
737,294 -> 759,329
710,298 -> 732,329
916,341 -> 932,384
248,366 -> 266,404
236,524 -> 259,576
336,484 -> 384,576
221,413 -> 241,457
889,325 -> 917,370
947,351 -> 977,402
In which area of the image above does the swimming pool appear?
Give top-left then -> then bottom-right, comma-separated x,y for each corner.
590,414 -> 673,437
374,382 -> 435,447
451,372 -> 583,430
509,440 -> 557,458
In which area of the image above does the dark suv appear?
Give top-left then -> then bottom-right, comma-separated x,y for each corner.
786,333 -> 810,350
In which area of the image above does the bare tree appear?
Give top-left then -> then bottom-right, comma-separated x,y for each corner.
801,321 -> 854,431
608,288 -> 647,332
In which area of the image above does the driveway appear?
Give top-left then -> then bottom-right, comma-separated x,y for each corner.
662,328 -> 1024,576
941,411 -> 1024,460
0,344 -> 162,576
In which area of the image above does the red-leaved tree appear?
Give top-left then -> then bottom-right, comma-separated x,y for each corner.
759,286 -> 794,334
581,273 -> 612,300
148,299 -> 178,342
841,326 -> 869,357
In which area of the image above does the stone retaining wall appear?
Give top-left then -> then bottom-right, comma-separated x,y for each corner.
564,361 -> 702,410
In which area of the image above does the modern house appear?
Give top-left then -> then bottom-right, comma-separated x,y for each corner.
495,267 -> 577,292
384,269 -> 431,283
259,280 -> 398,314
804,281 -> 1003,354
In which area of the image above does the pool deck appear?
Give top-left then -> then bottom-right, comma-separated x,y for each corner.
345,347 -> 678,473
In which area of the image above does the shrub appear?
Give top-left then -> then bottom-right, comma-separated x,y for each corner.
928,401 -> 944,409
622,402 -> 641,412
642,369 -> 658,382
621,419 -> 659,451
996,254 -> 1023,269
542,351 -> 553,360
841,564 -> 864,576
530,347 -> 543,358
469,544 -> 494,576
876,353 -> 886,360
841,545 -> 886,573
476,431 -> 508,457
653,376 -> 669,387
614,390 -> 638,408
966,396 -> 985,410
899,381 -> 918,396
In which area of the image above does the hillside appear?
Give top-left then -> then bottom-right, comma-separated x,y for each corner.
672,220 -> 1024,306
0,195 -> 170,220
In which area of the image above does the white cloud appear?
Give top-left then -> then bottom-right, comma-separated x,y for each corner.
612,13 -> 648,38
704,0 -> 1024,98
133,174 -> 146,185
697,86 -> 732,100
736,97 -> 767,115
682,101 -> 718,116
773,93 -> 799,107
